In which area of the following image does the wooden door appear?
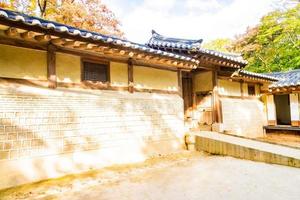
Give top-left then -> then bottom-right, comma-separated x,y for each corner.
195,92 -> 213,125
182,77 -> 193,116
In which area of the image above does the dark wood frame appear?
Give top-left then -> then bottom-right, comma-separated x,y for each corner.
128,58 -> 134,93
80,57 -> 110,84
247,84 -> 256,96
47,44 -> 57,88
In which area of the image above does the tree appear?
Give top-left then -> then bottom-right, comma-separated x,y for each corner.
0,0 -> 124,38
231,4 -> 300,73
202,38 -> 233,53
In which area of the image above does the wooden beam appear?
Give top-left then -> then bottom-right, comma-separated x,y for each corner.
134,88 -> 179,95
47,44 -> 57,88
128,58 -> 134,93
177,69 -> 183,97
212,69 -> 222,123
240,80 -> 244,99
219,94 -> 259,100
0,36 -> 47,50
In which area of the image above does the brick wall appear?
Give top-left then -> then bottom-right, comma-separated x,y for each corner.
221,98 -> 267,138
0,83 -> 184,189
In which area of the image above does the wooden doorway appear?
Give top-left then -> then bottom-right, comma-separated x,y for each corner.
195,91 -> 213,126
182,73 -> 193,117
274,94 -> 291,125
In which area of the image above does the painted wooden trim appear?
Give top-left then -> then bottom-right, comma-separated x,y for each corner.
0,77 -> 179,94
0,77 -> 49,87
47,44 -> 57,88
219,95 -> 259,100
291,121 -> 300,127
133,88 -> 179,95
218,75 -> 266,84
58,82 -> 128,91
268,120 -> 277,126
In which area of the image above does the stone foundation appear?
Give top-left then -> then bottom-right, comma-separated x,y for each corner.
221,98 -> 266,138
0,83 -> 185,189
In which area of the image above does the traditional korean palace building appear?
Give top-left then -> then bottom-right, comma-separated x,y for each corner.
147,30 -> 279,136
263,70 -> 300,129
0,8 -> 298,189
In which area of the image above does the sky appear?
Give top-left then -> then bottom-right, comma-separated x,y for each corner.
102,0 -> 291,44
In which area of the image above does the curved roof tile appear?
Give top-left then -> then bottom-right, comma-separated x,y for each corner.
266,69 -> 300,88
147,30 -> 247,65
0,8 -> 198,65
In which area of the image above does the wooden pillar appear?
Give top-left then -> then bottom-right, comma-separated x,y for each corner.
240,80 -> 244,99
212,70 -> 222,123
47,44 -> 57,88
177,69 -> 183,97
290,93 -> 300,126
266,95 -> 276,126
191,73 -> 196,109
128,58 -> 134,93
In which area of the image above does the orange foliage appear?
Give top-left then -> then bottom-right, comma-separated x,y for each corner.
0,0 -> 124,38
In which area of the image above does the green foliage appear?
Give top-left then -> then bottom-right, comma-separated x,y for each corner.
202,38 -> 233,53
231,4 -> 300,73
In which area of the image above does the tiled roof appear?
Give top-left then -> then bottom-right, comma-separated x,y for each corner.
147,30 -> 203,50
0,8 -> 198,65
147,30 -> 248,65
266,69 -> 300,88
237,70 -> 279,81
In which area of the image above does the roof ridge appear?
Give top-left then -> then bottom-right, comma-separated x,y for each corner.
151,30 -> 203,44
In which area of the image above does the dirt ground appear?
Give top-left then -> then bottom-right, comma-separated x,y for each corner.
258,132 -> 300,148
1,151 -> 300,200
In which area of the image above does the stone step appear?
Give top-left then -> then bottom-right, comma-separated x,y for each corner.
189,131 -> 300,168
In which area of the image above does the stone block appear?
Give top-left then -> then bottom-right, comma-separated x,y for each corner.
0,150 -> 9,160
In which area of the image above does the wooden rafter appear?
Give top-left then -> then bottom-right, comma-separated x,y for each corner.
20,31 -> 35,40
4,27 -> 18,37
35,34 -> 51,42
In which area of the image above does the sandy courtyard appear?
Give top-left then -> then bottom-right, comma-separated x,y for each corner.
1,152 -> 300,200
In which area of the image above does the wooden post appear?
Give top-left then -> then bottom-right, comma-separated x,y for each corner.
212,70 -> 221,123
290,93 -> 300,126
47,44 -> 57,88
240,80 -> 244,99
177,69 -> 183,97
128,58 -> 134,93
191,73 -> 196,109
266,95 -> 276,126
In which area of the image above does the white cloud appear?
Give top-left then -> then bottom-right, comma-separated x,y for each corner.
103,0 -> 281,43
